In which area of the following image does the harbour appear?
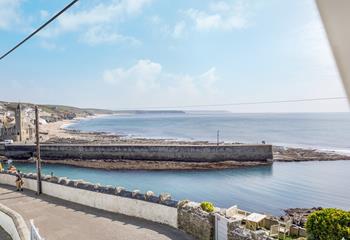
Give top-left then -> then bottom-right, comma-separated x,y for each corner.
9,160 -> 350,216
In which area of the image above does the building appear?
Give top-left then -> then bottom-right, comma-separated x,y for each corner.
0,104 -> 35,142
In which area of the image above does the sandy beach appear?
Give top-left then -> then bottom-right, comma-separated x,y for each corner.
40,114 -> 111,142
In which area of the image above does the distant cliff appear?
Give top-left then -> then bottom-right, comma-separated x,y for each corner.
0,101 -> 113,123
0,101 -> 186,125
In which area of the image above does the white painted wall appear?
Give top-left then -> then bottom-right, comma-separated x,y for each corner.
0,174 -> 178,228
0,210 -> 21,240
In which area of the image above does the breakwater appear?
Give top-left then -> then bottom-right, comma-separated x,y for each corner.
0,143 -> 273,162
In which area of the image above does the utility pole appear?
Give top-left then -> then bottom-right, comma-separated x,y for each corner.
35,106 -> 42,195
217,130 -> 220,146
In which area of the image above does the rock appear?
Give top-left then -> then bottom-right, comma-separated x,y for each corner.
161,199 -> 178,208
131,190 -> 145,200
146,195 -> 160,203
159,193 -> 171,202
67,180 -> 75,187
115,186 -> 125,194
105,186 -> 116,194
283,207 -> 322,227
41,175 -> 51,181
230,227 -> 253,240
27,173 -> 35,179
145,191 -> 154,199
93,184 -> 105,192
118,190 -> 132,198
76,181 -> 94,191
58,177 -> 69,185
48,176 -> 59,183
132,190 -> 140,198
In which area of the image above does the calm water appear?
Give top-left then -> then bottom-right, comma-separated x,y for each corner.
12,161 -> 350,215
66,112 -> 350,152
47,113 -> 350,214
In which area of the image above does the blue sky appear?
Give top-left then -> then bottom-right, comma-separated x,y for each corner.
0,0 -> 348,112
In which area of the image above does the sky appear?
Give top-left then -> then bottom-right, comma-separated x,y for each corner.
0,0 -> 349,112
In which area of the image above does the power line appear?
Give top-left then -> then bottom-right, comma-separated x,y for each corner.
0,0 -> 79,61
120,96 -> 347,110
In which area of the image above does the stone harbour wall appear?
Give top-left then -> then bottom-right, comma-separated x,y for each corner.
0,143 -> 273,162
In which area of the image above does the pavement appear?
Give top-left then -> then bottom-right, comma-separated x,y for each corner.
0,184 -> 192,240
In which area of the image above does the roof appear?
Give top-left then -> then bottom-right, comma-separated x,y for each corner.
245,213 -> 266,223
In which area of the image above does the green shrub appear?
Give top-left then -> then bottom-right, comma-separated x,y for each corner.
305,208 -> 350,240
200,201 -> 214,213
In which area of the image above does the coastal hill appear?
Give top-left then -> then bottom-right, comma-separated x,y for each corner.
0,100 -> 186,124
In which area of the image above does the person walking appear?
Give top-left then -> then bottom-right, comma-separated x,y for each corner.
15,170 -> 23,191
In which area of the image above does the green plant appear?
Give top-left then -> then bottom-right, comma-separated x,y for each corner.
200,201 -> 214,213
305,208 -> 350,240
278,237 -> 294,240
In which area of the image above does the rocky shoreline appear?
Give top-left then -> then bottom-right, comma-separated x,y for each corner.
273,146 -> 350,161
40,119 -> 350,162
282,207 -> 323,227
1,115 -> 347,170
12,159 -> 272,170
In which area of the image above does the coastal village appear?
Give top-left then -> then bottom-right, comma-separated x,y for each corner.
0,0 -> 349,237
0,101 -> 96,143
0,101 -> 349,240
0,103 -> 35,143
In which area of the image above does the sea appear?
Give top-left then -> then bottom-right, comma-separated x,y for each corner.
16,112 -> 350,215
66,112 -> 350,152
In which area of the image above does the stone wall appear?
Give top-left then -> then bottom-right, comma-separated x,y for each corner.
0,143 -> 273,162
0,172 -> 178,228
0,171 -> 308,240
177,201 -> 216,240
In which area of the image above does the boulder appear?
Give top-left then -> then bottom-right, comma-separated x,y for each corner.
159,193 -> 171,203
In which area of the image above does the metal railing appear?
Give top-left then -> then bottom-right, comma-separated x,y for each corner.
30,220 -> 44,240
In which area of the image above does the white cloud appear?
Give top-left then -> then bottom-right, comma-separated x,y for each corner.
104,59 -> 162,91
150,15 -> 161,24
150,16 -> 187,39
103,59 -> 220,107
40,0 -> 152,44
172,21 -> 186,39
39,40 -> 60,51
40,10 -> 49,20
81,25 -> 141,46
0,0 -> 21,30
59,0 -> 151,32
185,1 -> 249,31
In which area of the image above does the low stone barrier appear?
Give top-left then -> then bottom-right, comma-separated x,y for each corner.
0,171 -> 178,228
0,172 -> 307,240
0,202 -> 30,240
